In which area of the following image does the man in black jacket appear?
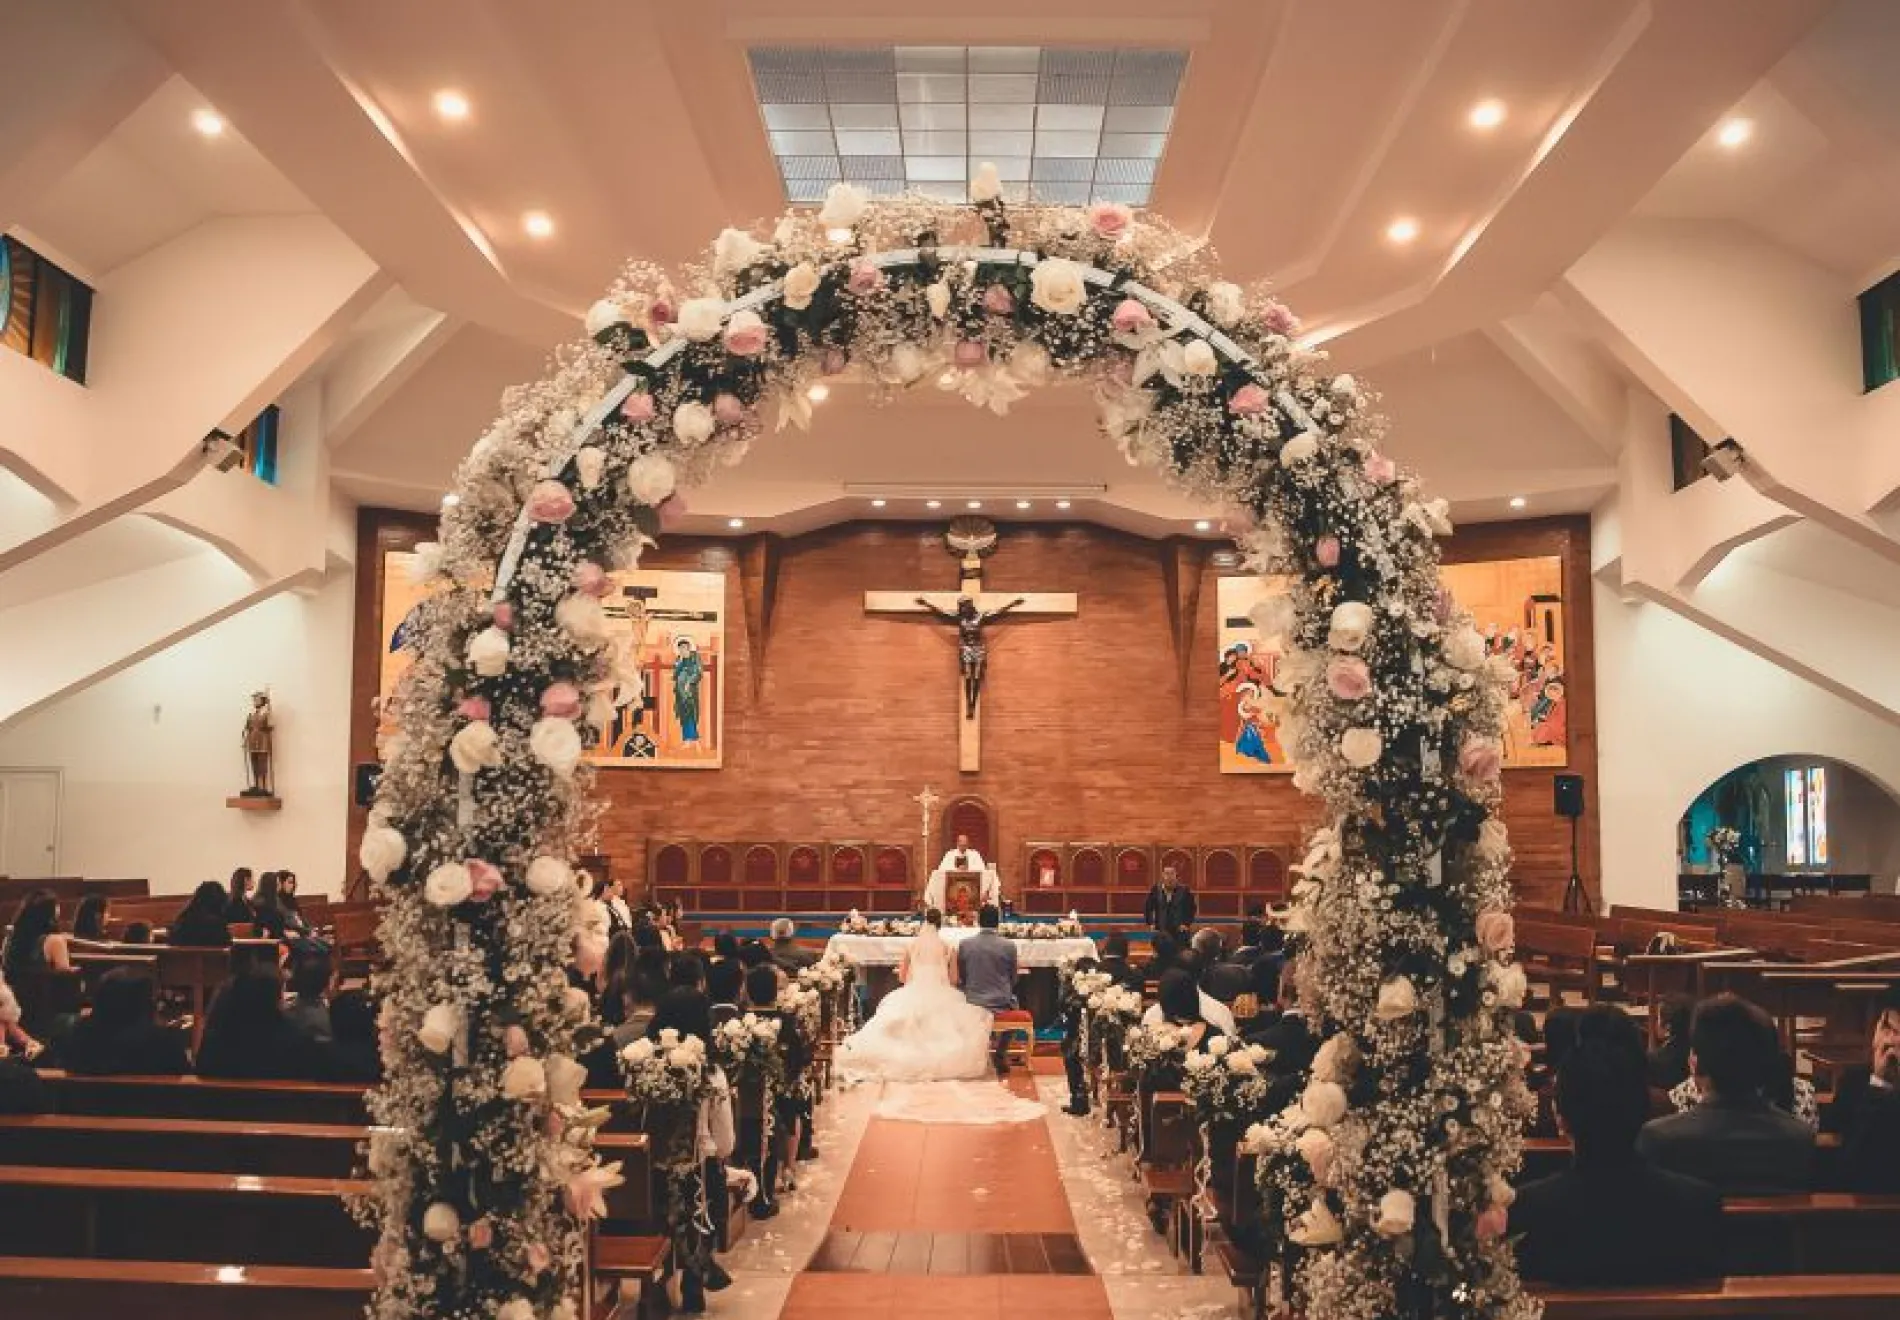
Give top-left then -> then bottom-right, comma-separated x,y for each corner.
1515,1006 -> 1722,1285
1143,865 -> 1196,941
1821,984 -> 1900,1193
1096,933 -> 1143,992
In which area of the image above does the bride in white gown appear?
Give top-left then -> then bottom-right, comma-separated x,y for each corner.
836,911 -> 994,1082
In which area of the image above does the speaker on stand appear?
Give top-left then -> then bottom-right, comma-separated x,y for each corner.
1554,774 -> 1589,913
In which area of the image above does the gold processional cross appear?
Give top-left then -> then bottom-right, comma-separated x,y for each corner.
865,519 -> 1078,773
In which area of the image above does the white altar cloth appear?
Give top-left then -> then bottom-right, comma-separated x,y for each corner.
824,929 -> 1098,969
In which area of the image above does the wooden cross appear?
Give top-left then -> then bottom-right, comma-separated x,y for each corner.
866,540 -> 1077,772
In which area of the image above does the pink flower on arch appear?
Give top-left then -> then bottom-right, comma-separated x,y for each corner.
573,562 -> 609,597
1263,301 -> 1299,336
526,480 -> 576,523
712,393 -> 746,426
1228,383 -> 1270,416
1475,1206 -> 1509,1241
525,1242 -> 552,1275
847,259 -> 883,295
1476,911 -> 1515,954
466,1218 -> 495,1251
658,493 -> 688,530
491,602 -> 515,631
983,285 -> 1015,315
954,340 -> 988,368
1459,738 -> 1503,785
1325,656 -> 1372,701
503,1025 -> 530,1058
1088,202 -> 1133,240
821,347 -> 849,376
1111,298 -> 1153,334
465,859 -> 503,902
1315,535 -> 1342,568
621,392 -> 656,424
539,682 -> 583,720
1363,452 -> 1398,486
722,317 -> 768,358
457,695 -> 491,723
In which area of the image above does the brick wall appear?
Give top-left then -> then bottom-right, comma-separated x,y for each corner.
350,514 -> 1598,911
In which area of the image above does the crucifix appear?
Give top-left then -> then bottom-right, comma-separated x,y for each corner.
866,519 -> 1078,772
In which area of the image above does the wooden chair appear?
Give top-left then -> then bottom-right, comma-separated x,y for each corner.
989,1009 -> 1034,1070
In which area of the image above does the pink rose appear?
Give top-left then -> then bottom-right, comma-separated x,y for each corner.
1476,911 -> 1515,954
539,682 -> 583,719
573,562 -> 609,597
1363,452 -> 1398,485
457,695 -> 491,722
1087,202 -> 1133,240
1111,298 -> 1153,334
621,391 -> 655,424
503,1025 -> 530,1058
467,1218 -> 494,1251
723,320 -> 768,358
821,347 -> 849,375
648,295 -> 676,327
525,1242 -> 552,1275
1459,739 -> 1503,784
983,285 -> 1015,315
1315,535 -> 1341,568
1229,383 -> 1270,416
526,480 -> 575,523
1325,656 -> 1372,701
466,859 -> 502,902
1475,1205 -> 1509,1241
491,602 -> 514,631
954,340 -> 987,368
712,392 -> 745,426
847,259 -> 882,295
1263,301 -> 1298,336
658,493 -> 687,529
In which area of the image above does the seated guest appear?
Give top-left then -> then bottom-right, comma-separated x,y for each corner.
1821,984 -> 1900,1192
632,915 -> 665,952
1097,933 -> 1143,992
769,918 -> 816,972
1230,918 -> 1268,967
605,945 -> 667,1041
1144,933 -> 1181,979
1152,969 -> 1225,1051
1196,930 -> 1252,1005
1647,995 -> 1694,1090
1515,1007 -> 1722,1285
648,954 -> 711,1042
196,967 -> 331,1081
712,931 -> 741,966
706,958 -> 744,1029
169,880 -> 234,947
1637,994 -> 1814,1194
226,867 -> 258,927
656,901 -> 685,952
598,933 -> 639,1025
324,989 -> 381,1084
1246,958 -> 1317,1102
1,889 -> 73,979
737,940 -> 774,974
121,922 -> 153,946
1141,967 -> 1238,1037
737,962 -> 806,1219
0,975 -> 44,1063
255,871 -> 326,954
71,895 -> 111,942
284,950 -> 334,1043
1239,956 -> 1283,1031
1530,1007 -> 1583,1138
58,969 -> 191,1076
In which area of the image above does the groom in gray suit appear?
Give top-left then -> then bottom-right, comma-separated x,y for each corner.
957,904 -> 1020,1074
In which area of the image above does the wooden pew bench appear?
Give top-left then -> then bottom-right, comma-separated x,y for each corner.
0,1166 -> 374,1268
1538,1274 -> 1900,1318
1518,921 -> 1604,1004
1722,1193 -> 1900,1275
42,1073 -> 369,1125
0,1114 -> 363,1180
0,1257 -> 373,1320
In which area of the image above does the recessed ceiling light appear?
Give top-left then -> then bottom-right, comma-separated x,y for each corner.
1386,216 -> 1420,245
727,517 -> 746,529
441,493 -> 460,508
966,500 -> 983,510
1015,500 -> 1032,510
1509,496 -> 1527,510
433,89 -> 471,122
191,109 -> 226,138
1055,499 -> 1072,510
870,498 -> 887,508
925,499 -> 942,509
807,382 -> 830,403
1467,99 -> 1506,131
1194,519 -> 1212,532
522,211 -> 555,239
1716,117 -> 1752,149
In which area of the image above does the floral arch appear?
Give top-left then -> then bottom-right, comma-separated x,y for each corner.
358,174 -> 1536,1320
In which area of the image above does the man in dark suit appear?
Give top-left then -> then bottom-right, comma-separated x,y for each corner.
1096,933 -> 1143,993
706,959 -> 744,1030
1820,985 -> 1900,1192
957,905 -> 1020,1074
1143,865 -> 1196,941
736,964 -> 805,1219
647,954 -> 711,1042
1193,929 -> 1252,1005
1645,995 -> 1694,1091
1636,994 -> 1814,1195
1515,1007 -> 1722,1286
1246,959 -> 1317,1109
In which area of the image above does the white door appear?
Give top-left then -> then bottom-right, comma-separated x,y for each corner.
0,770 -> 62,877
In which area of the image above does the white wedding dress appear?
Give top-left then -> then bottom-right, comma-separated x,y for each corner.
836,925 -> 994,1083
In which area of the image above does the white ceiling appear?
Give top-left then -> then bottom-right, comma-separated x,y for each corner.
0,512 -> 215,612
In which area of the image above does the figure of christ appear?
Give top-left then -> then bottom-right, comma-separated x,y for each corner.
916,594 -> 1026,719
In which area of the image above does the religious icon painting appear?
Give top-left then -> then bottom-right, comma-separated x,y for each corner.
1216,575 -> 1295,775
592,568 -> 726,770
378,547 -> 448,754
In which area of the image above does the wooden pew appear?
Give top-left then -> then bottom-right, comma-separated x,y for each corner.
41,1073 -> 369,1126
0,1166 -> 374,1267
0,1258 -> 373,1320
1539,1275 -> 1900,1318
1518,921 -> 1604,1004
0,1115 -> 363,1180
1722,1193 -> 1900,1275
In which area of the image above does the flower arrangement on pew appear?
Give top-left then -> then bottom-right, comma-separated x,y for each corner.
1125,1019 -> 1192,1082
712,1013 -> 785,1098
1181,1036 -> 1275,1135
1085,983 -> 1145,1071
619,1031 -> 718,1279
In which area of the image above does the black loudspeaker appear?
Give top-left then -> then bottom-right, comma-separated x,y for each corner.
1554,774 -> 1585,819
353,762 -> 383,808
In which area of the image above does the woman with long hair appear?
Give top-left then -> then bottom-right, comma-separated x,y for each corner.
59,968 -> 190,1076
256,871 -> 327,954
196,966 -> 328,1081
226,867 -> 258,926
168,881 -> 233,948
1,891 -> 70,977
70,895 -> 110,942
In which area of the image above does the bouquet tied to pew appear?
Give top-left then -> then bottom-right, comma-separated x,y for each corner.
1182,1036 -> 1275,1135
711,1012 -> 786,1099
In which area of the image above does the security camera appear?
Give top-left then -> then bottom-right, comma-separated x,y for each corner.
201,431 -> 245,473
1701,438 -> 1747,482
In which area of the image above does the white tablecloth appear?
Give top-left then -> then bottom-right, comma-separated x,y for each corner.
824,930 -> 1098,969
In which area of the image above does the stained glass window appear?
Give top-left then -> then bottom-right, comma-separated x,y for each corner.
0,234 -> 93,384
1784,766 -> 1828,868
1785,768 -> 1807,867
1861,270 -> 1899,393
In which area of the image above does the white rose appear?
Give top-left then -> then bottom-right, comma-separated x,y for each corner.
496,1302 -> 534,1320
1009,341 -> 1051,384
1279,432 -> 1318,465
563,985 -> 591,1019
1247,1043 -> 1269,1065
467,627 -> 511,677
1289,1199 -> 1343,1247
676,298 -> 724,342
1225,1051 -> 1258,1075
1184,1051 -> 1215,1074
782,262 -> 820,310
449,720 -> 502,775
530,718 -> 582,776
1029,258 -> 1088,315
1205,280 -> 1245,328
926,280 -> 951,319
526,856 -> 572,898
359,826 -> 407,882
1181,339 -> 1218,376
584,298 -> 625,337
545,1054 -> 586,1107
1474,818 -> 1512,864
550,1300 -> 577,1320
554,594 -> 608,650
1374,1189 -> 1416,1237
1311,1034 -> 1355,1086
667,1046 -> 696,1070
970,161 -> 1002,203
753,1018 -> 777,1040
501,1055 -> 547,1101
1301,1080 -> 1349,1130
713,227 -> 766,279
1443,626 -> 1486,671
1327,601 -> 1375,652
883,343 -> 925,385
1295,1127 -> 1333,1177
424,863 -> 473,908
625,453 -> 677,505
1488,1173 -> 1517,1209
1331,373 -> 1360,401
1339,728 -> 1383,769
659,1029 -> 680,1048
621,1037 -> 656,1064
1375,975 -> 1418,1021
1206,1036 -> 1230,1057
418,1003 -> 460,1055
574,446 -> 605,492
1247,593 -> 1297,644
818,182 -> 868,230
407,542 -> 444,584
673,401 -> 715,445
1492,962 -> 1529,1009
422,1202 -> 461,1243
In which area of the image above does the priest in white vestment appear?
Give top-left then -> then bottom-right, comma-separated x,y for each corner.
924,833 -> 1001,910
